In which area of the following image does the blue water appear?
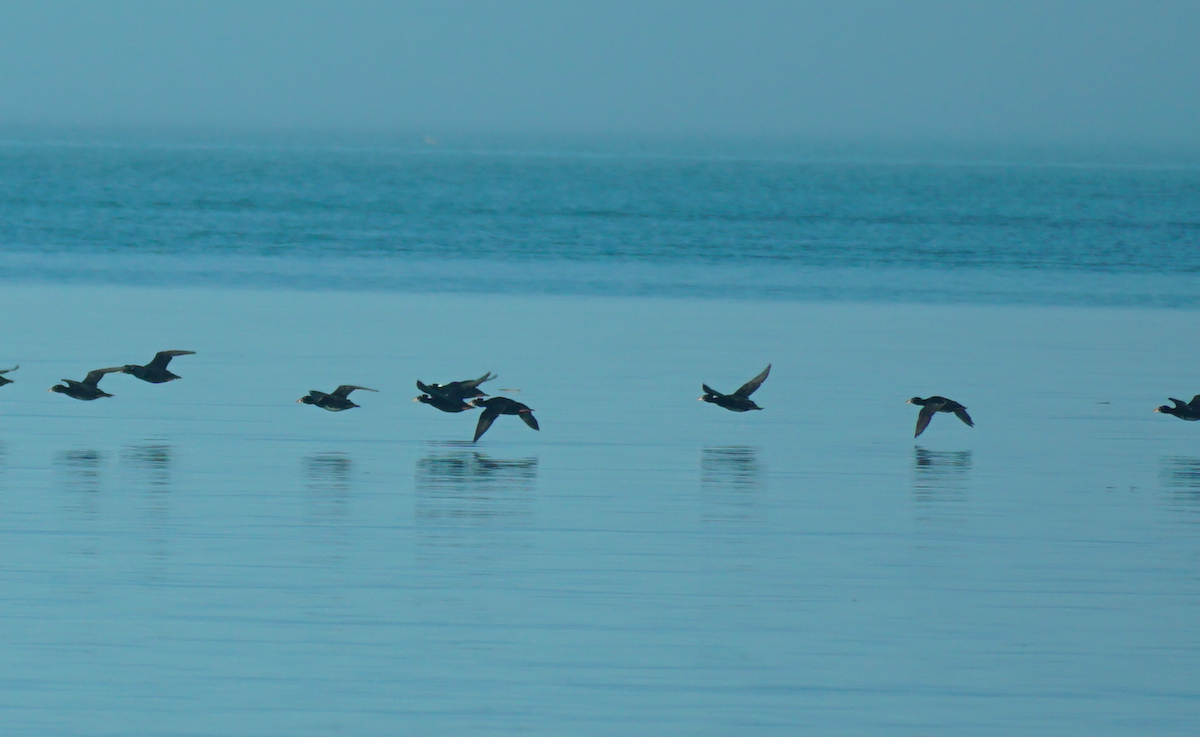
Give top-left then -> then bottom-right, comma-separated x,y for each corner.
2,134 -> 1198,304
2,136 -> 1200,735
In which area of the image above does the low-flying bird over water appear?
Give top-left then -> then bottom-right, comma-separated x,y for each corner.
470,397 -> 539,442
50,367 -> 125,401
415,372 -> 496,413
1154,395 -> 1200,421
298,385 -> 378,411
414,391 -> 477,413
700,364 -> 771,412
0,365 -> 17,387
121,350 -> 196,383
417,372 -> 496,401
908,396 -> 974,437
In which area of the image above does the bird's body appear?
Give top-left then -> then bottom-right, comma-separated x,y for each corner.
0,365 -> 17,387
417,372 -> 496,401
908,396 -> 974,437
50,367 -> 124,401
415,392 -> 476,413
1155,395 -> 1200,421
122,350 -> 196,383
700,364 -> 771,412
298,385 -> 378,411
415,373 -> 495,413
469,397 -> 539,442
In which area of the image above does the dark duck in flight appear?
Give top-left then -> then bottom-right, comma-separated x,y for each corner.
50,367 -> 125,401
298,385 -> 378,412
0,365 -> 17,387
908,396 -> 974,437
121,350 -> 196,383
700,364 -> 771,412
1154,395 -> 1200,421
469,397 -> 539,442
415,372 -> 496,413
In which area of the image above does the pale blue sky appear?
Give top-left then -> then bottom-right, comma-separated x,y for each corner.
0,1 -> 1196,144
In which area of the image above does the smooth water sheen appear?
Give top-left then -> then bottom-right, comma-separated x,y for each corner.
1,136 -> 1199,734
0,285 -> 1198,735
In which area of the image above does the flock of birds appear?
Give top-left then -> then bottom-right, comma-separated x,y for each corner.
10,352 -> 1200,440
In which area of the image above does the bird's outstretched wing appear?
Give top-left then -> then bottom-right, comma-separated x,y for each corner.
953,407 -> 974,427
914,405 -> 937,437
416,380 -> 448,398
83,367 -> 125,386
459,372 -> 497,391
701,384 -> 722,397
473,407 -> 501,442
1189,395 -> 1200,409
148,350 -> 196,370
519,411 -> 540,431
333,385 -> 377,398
733,364 -> 771,398
0,365 -> 17,375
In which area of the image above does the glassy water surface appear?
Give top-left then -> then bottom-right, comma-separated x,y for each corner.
0,135 -> 1198,734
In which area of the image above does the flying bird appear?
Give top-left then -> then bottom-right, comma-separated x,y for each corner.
121,350 -> 196,383
414,392 -> 477,413
1154,395 -> 1200,421
415,372 -> 496,413
417,374 -> 496,403
469,397 -> 539,442
298,385 -> 378,412
700,364 -> 771,412
50,367 -> 125,401
908,396 -> 974,437
0,365 -> 17,387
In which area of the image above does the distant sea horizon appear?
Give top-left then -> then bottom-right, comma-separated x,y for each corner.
2,125 -> 1198,306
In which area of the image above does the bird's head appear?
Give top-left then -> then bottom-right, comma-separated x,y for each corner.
907,397 -> 923,405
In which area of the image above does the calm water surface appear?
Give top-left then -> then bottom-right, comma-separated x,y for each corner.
2,136 -> 1199,733
0,284 -> 1198,735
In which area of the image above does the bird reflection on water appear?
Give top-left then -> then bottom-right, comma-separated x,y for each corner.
54,450 -> 106,555
302,452 -> 354,527
911,448 -> 972,551
124,444 -> 171,490
1159,457 -> 1200,523
912,447 -> 973,500
700,446 -> 763,527
123,443 -> 174,573
56,449 -> 104,494
415,448 -> 537,553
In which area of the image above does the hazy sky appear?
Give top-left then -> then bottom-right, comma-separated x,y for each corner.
1,1 -> 1197,144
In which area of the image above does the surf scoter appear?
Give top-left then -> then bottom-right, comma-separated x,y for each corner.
298,385 -> 378,411
415,373 -> 496,413
908,396 -> 974,437
50,367 -> 125,401
1155,395 -> 1200,421
414,392 -> 477,413
121,350 -> 196,383
469,397 -> 539,442
417,372 -> 496,401
700,364 -> 771,412
0,365 -> 17,387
